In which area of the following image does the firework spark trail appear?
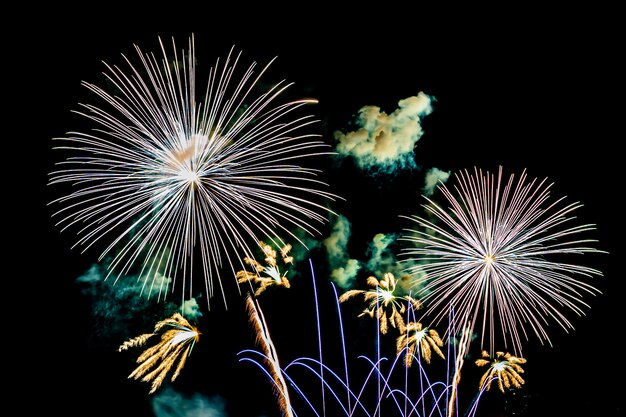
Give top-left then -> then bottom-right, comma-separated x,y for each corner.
446,321 -> 472,417
49,36 -> 337,308
244,294 -> 294,417
396,321 -> 445,367
400,166 -> 604,355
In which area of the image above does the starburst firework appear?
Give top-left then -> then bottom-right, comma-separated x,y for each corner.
48,36 -> 336,307
400,166 -> 603,354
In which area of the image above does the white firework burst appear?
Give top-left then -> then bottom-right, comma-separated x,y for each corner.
400,166 -> 603,355
49,36 -> 337,308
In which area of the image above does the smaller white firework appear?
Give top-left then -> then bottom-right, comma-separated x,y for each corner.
400,166 -> 603,355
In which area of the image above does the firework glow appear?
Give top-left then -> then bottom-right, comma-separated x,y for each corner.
119,313 -> 200,394
48,36 -> 337,308
236,240 -> 293,296
475,350 -> 526,393
400,166 -> 603,355
339,272 -> 421,334
396,321 -> 445,366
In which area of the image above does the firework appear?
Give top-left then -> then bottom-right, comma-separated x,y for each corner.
119,313 -> 199,394
237,240 -> 293,296
48,36 -> 336,307
475,350 -> 526,393
400,166 -> 603,355
339,272 -> 421,334
240,263 -> 487,417
396,321 -> 445,366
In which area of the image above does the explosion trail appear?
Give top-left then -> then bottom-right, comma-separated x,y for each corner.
446,321 -> 472,417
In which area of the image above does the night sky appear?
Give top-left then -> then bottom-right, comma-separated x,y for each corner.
19,7 -> 621,417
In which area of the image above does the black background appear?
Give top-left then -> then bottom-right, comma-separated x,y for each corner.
15,5 -> 622,417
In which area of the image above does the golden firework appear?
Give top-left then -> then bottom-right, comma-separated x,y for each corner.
396,321 -> 445,366
237,241 -> 293,296
119,313 -> 200,394
475,350 -> 526,393
339,272 -> 420,334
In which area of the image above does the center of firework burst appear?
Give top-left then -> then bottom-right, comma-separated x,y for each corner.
179,169 -> 200,186
380,289 -> 395,303
492,361 -> 507,372
484,254 -> 495,265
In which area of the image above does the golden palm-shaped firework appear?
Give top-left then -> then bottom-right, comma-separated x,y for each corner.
396,321 -> 445,366
475,350 -> 526,393
237,241 -> 293,296
119,313 -> 200,394
339,272 -> 420,334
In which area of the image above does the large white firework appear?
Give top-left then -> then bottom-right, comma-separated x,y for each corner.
400,166 -> 603,355
49,36 -> 336,307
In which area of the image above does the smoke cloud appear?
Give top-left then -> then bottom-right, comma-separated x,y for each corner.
330,258 -> 361,289
323,215 -> 361,288
366,233 -> 399,277
77,264 -> 202,344
152,388 -> 226,417
364,233 -> 420,296
334,92 -> 433,173
423,167 -> 451,196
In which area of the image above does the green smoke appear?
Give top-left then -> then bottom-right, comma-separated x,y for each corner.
334,92 -> 433,174
77,263 -> 203,346
330,258 -> 361,289
152,387 -> 226,417
364,232 -> 428,297
323,215 -> 361,289
366,233 -> 399,276
423,167 -> 451,196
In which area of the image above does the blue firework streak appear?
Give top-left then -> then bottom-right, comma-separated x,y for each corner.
49,36 -> 337,308
400,166 -> 604,355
